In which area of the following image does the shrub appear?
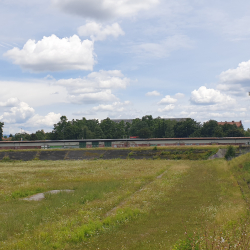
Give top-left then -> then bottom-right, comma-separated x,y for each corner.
1,156 -> 11,162
225,145 -> 236,160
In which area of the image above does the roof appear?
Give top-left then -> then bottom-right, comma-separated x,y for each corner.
217,121 -> 243,128
1,137 -> 12,141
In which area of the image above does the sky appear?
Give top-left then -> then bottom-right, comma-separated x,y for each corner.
1,0 -> 250,135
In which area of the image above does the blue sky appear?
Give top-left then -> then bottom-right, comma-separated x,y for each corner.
1,0 -> 250,134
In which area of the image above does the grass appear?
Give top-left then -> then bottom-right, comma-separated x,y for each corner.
0,154 -> 249,249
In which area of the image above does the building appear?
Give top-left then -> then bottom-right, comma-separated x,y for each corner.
218,121 -> 243,128
111,118 -> 189,124
111,119 -> 135,124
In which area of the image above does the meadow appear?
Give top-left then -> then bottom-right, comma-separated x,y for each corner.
0,151 -> 250,249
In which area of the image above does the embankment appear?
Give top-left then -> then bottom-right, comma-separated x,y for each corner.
0,147 -> 225,161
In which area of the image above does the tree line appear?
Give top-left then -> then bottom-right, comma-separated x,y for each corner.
3,115 -> 250,141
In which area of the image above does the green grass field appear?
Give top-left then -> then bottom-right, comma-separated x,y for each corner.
0,153 -> 250,249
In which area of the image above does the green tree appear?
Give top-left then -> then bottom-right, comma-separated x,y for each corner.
138,127 -> 151,138
94,126 -> 105,139
35,130 -> 46,140
174,118 -> 201,138
0,122 -> 3,141
100,118 -> 116,139
115,121 -> 126,138
200,120 -> 218,137
130,119 -> 151,137
52,116 -> 69,139
164,119 -> 176,138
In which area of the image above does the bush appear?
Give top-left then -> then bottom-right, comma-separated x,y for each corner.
225,145 -> 236,160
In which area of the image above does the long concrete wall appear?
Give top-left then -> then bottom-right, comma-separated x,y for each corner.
0,137 -> 250,149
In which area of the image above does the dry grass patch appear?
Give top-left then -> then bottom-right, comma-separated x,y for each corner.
0,157 -> 249,249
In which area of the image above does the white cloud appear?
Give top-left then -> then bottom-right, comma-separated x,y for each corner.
0,98 -> 19,107
68,90 -> 118,104
72,110 -> 95,116
219,60 -> 250,84
53,0 -> 159,20
175,93 -> 185,98
56,70 -> 130,104
78,22 -> 124,41
27,112 -> 61,127
4,34 -> 95,72
0,80 -> 68,108
158,95 -> 177,105
0,101 -> 35,123
93,101 -> 131,112
132,35 -> 193,58
190,86 -> 235,105
146,91 -> 160,96
158,104 -> 175,112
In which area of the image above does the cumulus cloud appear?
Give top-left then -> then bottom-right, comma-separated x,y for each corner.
146,91 -> 160,96
190,86 -> 235,105
132,35 -> 193,58
158,104 -> 175,112
158,95 -> 177,105
68,90 -> 118,104
0,100 -> 35,123
175,93 -> 185,98
0,98 -> 19,107
216,60 -> 250,96
53,0 -> 159,20
78,22 -> 124,41
219,60 -> 250,84
4,34 -> 95,72
27,112 -> 61,127
56,70 -> 130,104
93,101 -> 131,112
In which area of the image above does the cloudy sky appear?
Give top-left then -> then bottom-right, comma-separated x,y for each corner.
1,0 -> 250,134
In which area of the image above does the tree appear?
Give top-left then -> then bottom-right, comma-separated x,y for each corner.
130,119 -> 151,137
35,130 -> 46,140
100,118 -> 116,139
138,127 -> 151,138
0,122 -> 3,141
173,119 -> 200,138
52,116 -> 68,139
115,121 -> 126,138
200,120 -> 218,137
94,126 -> 105,139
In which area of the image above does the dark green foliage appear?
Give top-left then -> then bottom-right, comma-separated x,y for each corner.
174,118 -> 201,138
0,122 -> 4,141
8,115 -> 249,140
225,145 -> 236,160
200,119 -> 218,137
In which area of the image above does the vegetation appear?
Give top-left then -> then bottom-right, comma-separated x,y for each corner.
0,122 -> 3,141
225,145 -> 236,160
6,116 -> 246,141
1,154 -> 250,249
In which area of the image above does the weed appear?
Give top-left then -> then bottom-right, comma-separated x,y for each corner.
152,146 -> 157,151
1,156 -> 11,162
225,145 -> 236,160
11,188 -> 44,199
128,152 -> 134,156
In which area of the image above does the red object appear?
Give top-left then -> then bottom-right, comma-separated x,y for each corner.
130,136 -> 139,139
218,121 -> 243,128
